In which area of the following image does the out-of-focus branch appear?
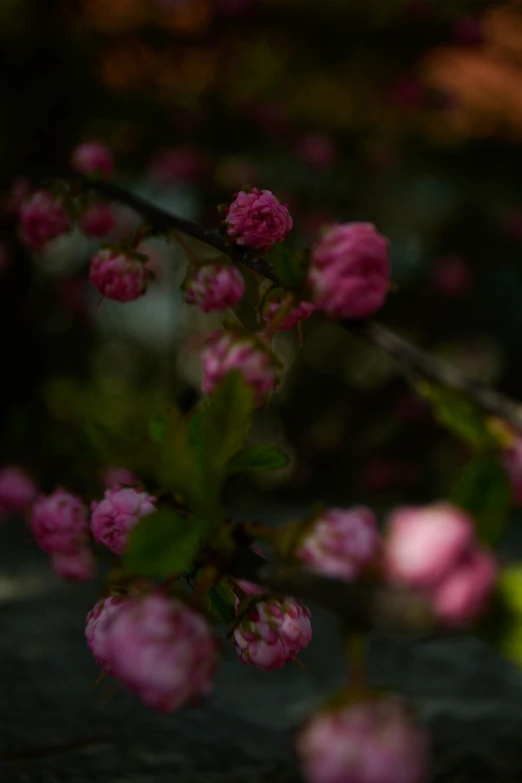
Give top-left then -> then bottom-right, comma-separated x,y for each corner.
67,177 -> 522,430
227,545 -> 437,635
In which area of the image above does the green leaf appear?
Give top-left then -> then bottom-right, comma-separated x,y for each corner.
157,409 -> 210,515
207,579 -> 237,623
124,508 -> 207,579
202,370 -> 255,470
450,453 -> 511,545
149,415 -> 167,444
417,382 -> 496,449
480,566 -> 522,667
266,244 -> 306,288
227,445 -> 289,474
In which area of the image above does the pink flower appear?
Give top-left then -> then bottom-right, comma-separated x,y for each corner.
297,696 -> 429,783
184,264 -> 245,313
234,595 -> 312,670
384,503 -> 497,627
79,203 -> 117,238
225,188 -> 293,253
86,595 -> 128,671
432,549 -> 497,627
0,466 -> 37,518
202,329 -> 281,406
89,249 -> 149,302
71,141 -> 114,179
147,146 -> 208,186
296,134 -> 339,169
19,191 -> 70,251
102,466 -> 138,488
296,507 -> 380,582
30,488 -> 89,554
91,486 -> 156,555
102,593 -> 219,712
385,504 -> 473,589
503,436 -> 522,505
260,290 -> 315,332
431,255 -> 471,298
308,222 -> 390,319
51,548 -> 96,582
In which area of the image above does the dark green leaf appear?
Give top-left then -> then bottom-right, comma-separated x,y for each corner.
480,566 -> 522,667
418,382 -> 496,449
124,508 -> 207,579
227,445 -> 289,474
266,244 -> 306,288
203,370 -> 255,470
450,452 -> 511,545
149,416 -> 166,444
207,579 -> 237,623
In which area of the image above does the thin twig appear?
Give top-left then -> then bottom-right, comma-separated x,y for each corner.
70,177 -> 522,429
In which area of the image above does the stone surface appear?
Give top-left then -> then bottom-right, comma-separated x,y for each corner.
2,508 -> 522,781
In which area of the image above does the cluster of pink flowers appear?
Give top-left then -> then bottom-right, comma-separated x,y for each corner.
384,503 -> 497,626
91,486 -> 157,554
71,141 -> 114,179
234,590 -> 312,670
296,506 -> 380,582
202,329 -> 281,406
89,249 -> 150,302
184,264 -> 245,313
86,592 -> 218,711
297,696 -> 429,783
308,222 -> 390,319
224,188 -> 293,253
260,289 -> 315,332
30,488 -> 96,582
0,466 -> 37,523
19,191 -> 70,251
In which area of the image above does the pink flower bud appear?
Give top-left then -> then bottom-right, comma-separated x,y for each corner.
296,507 -> 380,582
30,488 -> 89,554
102,593 -> 219,712
89,249 -> 149,302
234,595 -> 312,670
86,595 -> 128,671
260,290 -> 315,332
0,466 -> 37,519
102,466 -> 138,488
297,697 -> 429,783
202,329 -> 281,406
432,548 -> 497,627
91,487 -> 156,555
51,548 -> 96,582
296,134 -> 339,169
184,264 -> 245,313
431,255 -> 471,298
71,141 -> 114,179
385,504 -> 474,589
79,202 -> 117,238
19,191 -> 70,251
147,146 -> 208,186
308,223 -> 390,319
225,188 -> 293,253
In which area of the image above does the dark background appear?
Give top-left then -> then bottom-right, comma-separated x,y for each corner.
3,0 -> 522,780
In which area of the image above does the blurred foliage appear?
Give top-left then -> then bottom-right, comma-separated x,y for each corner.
3,0 -> 522,524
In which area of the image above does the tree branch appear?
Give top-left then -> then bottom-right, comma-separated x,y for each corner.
227,545 -> 438,635
72,177 -> 522,430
